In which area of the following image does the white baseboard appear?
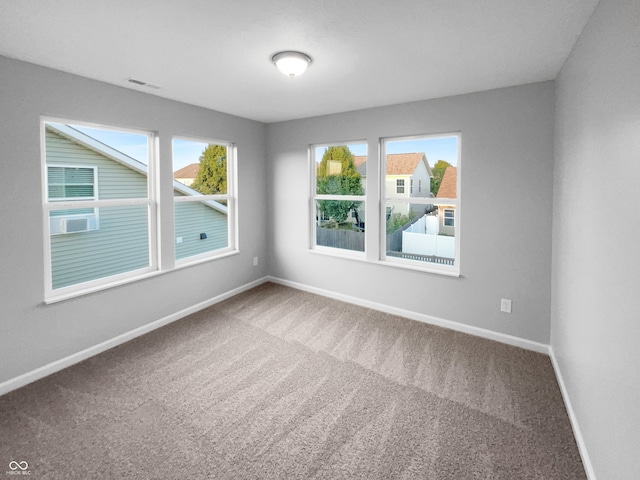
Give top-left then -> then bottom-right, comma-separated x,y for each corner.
266,276 -> 550,355
0,276 -> 270,397
549,347 -> 597,480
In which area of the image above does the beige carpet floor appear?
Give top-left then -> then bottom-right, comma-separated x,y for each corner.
0,282 -> 585,479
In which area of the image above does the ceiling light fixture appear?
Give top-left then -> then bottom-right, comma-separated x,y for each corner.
271,51 -> 312,77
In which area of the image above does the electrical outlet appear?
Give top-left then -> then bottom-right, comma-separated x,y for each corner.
500,298 -> 512,314
176,237 -> 183,244
253,256 -> 259,267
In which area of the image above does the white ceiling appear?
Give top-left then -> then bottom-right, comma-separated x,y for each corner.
0,0 -> 598,123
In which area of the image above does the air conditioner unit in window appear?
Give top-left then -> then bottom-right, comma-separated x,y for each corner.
61,217 -> 89,233
50,213 -> 98,235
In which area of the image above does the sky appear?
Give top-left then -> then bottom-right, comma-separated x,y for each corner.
72,125 -> 209,171
71,124 -> 459,172
315,135 -> 459,167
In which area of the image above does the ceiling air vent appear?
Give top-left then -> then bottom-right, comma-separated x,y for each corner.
126,78 -> 161,89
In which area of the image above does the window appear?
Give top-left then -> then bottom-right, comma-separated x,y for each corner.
382,133 -> 460,274
43,120 -> 155,297
48,165 -> 99,234
172,137 -> 236,262
444,209 -> 455,227
42,119 -> 239,301
309,134 -> 460,275
311,142 -> 366,254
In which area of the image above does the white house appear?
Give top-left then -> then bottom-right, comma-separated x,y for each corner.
174,163 -> 200,186
354,153 -> 433,216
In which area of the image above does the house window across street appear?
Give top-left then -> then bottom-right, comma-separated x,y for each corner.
47,165 -> 99,235
444,208 -> 455,227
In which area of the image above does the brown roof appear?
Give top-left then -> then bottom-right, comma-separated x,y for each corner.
320,153 -> 429,177
353,155 -> 366,167
436,166 -> 457,198
173,163 -> 199,179
386,153 -> 426,175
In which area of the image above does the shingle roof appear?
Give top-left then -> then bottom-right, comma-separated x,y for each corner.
386,153 -> 427,175
352,153 -> 430,177
436,166 -> 457,198
174,163 -> 200,179
353,155 -> 366,167
353,155 -> 367,176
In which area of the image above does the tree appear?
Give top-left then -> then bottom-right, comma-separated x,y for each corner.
316,146 -> 363,224
386,212 -> 412,234
192,144 -> 227,195
430,160 -> 452,196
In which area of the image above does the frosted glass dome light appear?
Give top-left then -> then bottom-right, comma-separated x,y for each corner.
272,51 -> 312,77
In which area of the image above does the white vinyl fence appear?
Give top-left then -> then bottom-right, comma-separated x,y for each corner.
402,215 -> 455,259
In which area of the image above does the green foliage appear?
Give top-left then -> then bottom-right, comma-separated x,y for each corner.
192,144 -> 227,195
386,212 -> 412,234
433,160 -> 451,170
430,160 -> 452,196
316,146 -> 363,223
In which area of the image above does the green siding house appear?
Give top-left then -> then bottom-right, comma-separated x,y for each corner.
46,124 -> 228,290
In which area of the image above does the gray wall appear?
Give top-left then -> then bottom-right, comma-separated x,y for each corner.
552,0 -> 640,478
267,81 -> 555,344
0,56 -> 268,384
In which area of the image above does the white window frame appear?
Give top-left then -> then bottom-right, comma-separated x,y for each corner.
42,120 -> 242,303
396,179 -> 405,194
310,141 -> 367,258
380,133 -> 461,276
172,136 -> 238,267
42,118 -> 158,302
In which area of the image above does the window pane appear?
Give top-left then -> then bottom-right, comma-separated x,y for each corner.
315,144 -> 366,195
173,138 -> 232,262
315,200 -> 364,252
174,139 -> 228,195
383,134 -> 459,268
49,205 -> 149,289
385,202 -> 455,266
175,200 -> 229,260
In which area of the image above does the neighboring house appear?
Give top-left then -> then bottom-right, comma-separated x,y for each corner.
353,155 -> 367,180
436,166 -> 457,236
174,163 -> 200,186
354,153 -> 433,216
393,165 -> 457,261
46,124 -> 228,289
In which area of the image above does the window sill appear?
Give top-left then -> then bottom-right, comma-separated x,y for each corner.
44,268 -> 162,304
174,249 -> 239,270
308,248 -> 460,277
